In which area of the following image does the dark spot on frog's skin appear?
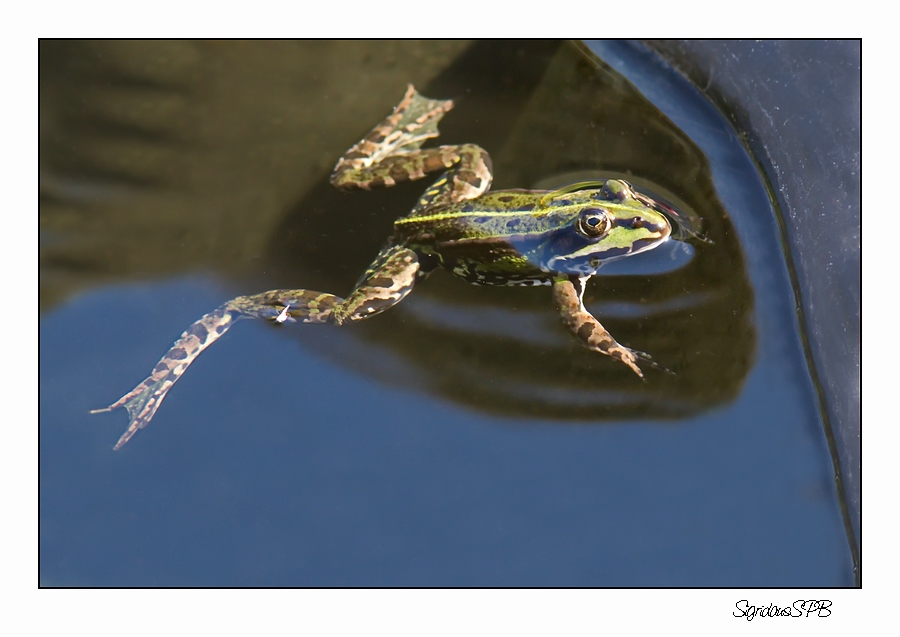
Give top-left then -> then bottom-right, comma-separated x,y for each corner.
461,205 -> 474,212
168,347 -> 188,360
153,362 -> 170,374
498,195 -> 514,202
354,296 -> 396,317
187,322 -> 208,339
469,177 -> 483,189
519,204 -> 536,211
423,156 -> 449,172
216,324 -> 228,334
552,199 -> 572,207
506,219 -> 521,230
390,164 -> 411,180
475,216 -> 491,223
577,322 -> 600,343
366,276 -> 395,288
593,246 -> 631,260
634,237 -> 662,252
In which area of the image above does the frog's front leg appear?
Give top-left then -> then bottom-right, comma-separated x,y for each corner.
551,275 -> 646,379
93,245 -> 420,450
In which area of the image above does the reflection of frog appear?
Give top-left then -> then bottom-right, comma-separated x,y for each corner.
93,85 -> 672,450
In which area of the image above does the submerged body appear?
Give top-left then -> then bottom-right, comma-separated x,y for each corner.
93,85 -> 672,450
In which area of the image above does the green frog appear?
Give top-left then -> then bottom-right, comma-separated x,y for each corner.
93,85 -> 673,450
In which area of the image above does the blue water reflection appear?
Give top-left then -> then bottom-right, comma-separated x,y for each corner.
41,275 -> 847,586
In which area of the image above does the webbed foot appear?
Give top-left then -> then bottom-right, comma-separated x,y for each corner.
551,275 -> 669,379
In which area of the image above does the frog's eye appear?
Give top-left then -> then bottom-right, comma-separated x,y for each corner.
576,208 -> 611,238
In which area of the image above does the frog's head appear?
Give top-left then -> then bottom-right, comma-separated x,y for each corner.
541,180 -> 672,275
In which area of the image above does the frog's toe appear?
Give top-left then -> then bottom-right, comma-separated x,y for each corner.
621,353 -> 646,380
606,344 -> 648,379
631,349 -> 675,376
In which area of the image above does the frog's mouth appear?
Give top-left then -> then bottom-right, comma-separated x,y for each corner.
545,239 -> 669,274
546,225 -> 671,275
632,191 -> 704,243
614,214 -> 671,238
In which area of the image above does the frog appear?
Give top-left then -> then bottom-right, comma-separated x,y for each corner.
92,85 -> 673,450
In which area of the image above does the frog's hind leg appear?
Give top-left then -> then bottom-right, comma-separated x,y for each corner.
92,289 -> 343,450
408,143 -> 492,213
331,84 -> 456,190
93,245 -> 421,450
329,85 -> 493,206
332,245 -> 421,324
551,275 -> 647,379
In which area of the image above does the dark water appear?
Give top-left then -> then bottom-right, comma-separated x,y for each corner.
40,41 -> 852,586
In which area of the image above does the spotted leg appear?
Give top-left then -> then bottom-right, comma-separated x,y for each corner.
91,289 -> 342,449
551,275 -> 646,379
330,84 -> 492,210
93,245 -> 420,450
331,245 -> 421,324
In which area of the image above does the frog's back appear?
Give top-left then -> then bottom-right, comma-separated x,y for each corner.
393,190 -> 567,286
395,190 -> 549,235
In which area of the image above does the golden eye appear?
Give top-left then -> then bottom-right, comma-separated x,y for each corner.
576,208 -> 610,237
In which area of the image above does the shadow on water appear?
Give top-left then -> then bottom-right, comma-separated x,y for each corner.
238,41 -> 755,421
